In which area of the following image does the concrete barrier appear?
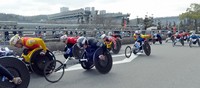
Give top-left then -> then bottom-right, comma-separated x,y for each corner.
7,37 -> 135,55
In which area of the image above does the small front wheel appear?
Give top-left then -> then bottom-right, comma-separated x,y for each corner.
125,46 -> 132,58
44,60 -> 65,83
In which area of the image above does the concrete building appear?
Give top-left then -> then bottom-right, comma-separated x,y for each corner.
48,7 -> 130,26
60,7 -> 69,13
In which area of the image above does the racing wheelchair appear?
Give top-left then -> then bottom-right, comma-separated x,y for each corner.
63,43 -> 84,60
189,36 -> 200,47
0,47 -> 30,88
43,42 -> 113,83
21,48 -> 56,76
125,40 -> 151,58
152,34 -> 162,44
104,37 -> 121,54
172,36 -> 184,47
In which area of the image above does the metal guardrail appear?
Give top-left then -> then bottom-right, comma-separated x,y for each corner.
0,28 -> 174,45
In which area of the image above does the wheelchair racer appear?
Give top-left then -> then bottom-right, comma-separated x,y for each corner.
153,31 -> 162,39
152,31 -> 162,43
76,37 -> 106,60
189,31 -> 199,40
100,34 -> 117,49
174,31 -> 185,40
9,34 -> 48,59
134,31 -> 145,50
60,35 -> 79,59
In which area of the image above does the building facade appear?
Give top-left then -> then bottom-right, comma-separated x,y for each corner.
48,7 -> 130,26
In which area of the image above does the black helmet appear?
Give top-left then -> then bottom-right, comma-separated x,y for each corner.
77,37 -> 87,48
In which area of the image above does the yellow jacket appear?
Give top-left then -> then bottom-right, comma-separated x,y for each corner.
133,34 -> 151,40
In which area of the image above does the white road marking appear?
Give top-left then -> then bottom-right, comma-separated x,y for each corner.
113,54 -> 138,64
112,54 -> 126,58
57,53 -> 141,72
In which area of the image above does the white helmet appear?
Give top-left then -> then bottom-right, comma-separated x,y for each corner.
100,34 -> 106,39
108,32 -> 112,36
135,30 -> 140,35
60,35 -> 68,42
9,34 -> 20,46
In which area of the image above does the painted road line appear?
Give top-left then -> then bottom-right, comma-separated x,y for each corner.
113,54 -> 138,64
112,54 -> 126,58
57,54 -> 139,73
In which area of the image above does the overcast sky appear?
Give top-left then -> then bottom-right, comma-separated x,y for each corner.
0,0 -> 199,19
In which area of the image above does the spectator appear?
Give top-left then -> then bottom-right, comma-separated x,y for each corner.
18,27 -> 23,37
43,29 -> 46,39
52,28 -> 55,35
70,31 -> 73,35
13,26 -> 17,35
4,26 -> 9,41
83,30 -> 86,36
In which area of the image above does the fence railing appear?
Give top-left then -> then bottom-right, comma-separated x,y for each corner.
0,28 -> 172,45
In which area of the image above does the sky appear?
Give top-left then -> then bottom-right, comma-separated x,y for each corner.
0,0 -> 199,19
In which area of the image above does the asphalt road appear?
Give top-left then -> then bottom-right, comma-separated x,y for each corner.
28,41 -> 200,88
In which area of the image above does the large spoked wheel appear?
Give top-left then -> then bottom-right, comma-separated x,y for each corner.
93,48 -> 113,74
112,39 -> 121,54
44,60 -> 64,83
143,41 -> 151,56
80,52 -> 94,70
72,44 -> 84,59
125,46 -> 132,58
0,57 -> 30,88
30,49 -> 56,76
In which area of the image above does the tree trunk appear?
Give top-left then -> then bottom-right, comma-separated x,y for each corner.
194,19 -> 197,33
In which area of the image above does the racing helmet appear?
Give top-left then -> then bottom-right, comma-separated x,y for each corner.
60,35 -> 68,42
135,30 -> 140,35
101,34 -> 106,39
77,37 -> 87,48
9,34 -> 20,46
108,32 -> 112,36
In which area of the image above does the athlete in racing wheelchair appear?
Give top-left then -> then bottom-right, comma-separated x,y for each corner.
60,35 -> 83,60
9,34 -> 55,75
165,31 -> 174,43
172,32 -> 185,46
100,33 -> 121,54
152,31 -> 162,44
188,31 -> 200,47
76,37 -> 113,74
125,31 -> 151,58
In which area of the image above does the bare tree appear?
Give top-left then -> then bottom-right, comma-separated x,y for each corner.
93,15 -> 116,30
